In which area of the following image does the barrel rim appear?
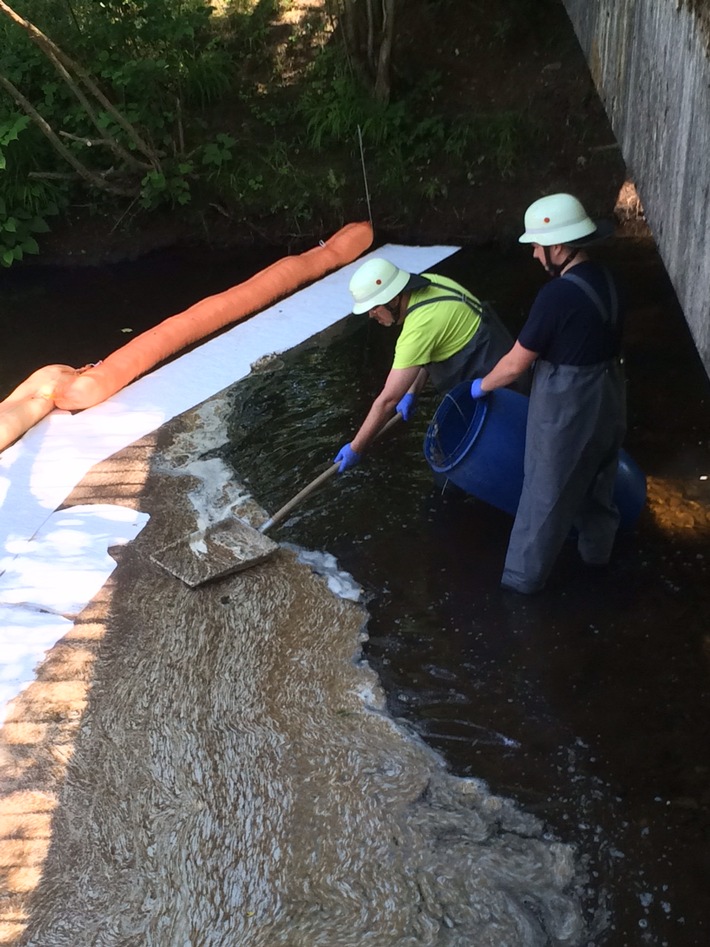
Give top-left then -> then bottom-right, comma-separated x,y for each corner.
424,381 -> 489,473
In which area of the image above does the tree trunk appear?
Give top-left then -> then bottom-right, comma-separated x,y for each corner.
336,0 -> 398,102
374,0 -> 396,103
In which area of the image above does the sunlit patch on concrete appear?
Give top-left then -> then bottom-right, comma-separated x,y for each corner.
0,610 -> 74,726
645,475 -> 710,535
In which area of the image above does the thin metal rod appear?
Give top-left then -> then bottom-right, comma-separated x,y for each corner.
357,124 -> 373,226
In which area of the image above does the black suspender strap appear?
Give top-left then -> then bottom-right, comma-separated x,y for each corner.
405,281 -> 483,317
561,269 -> 619,327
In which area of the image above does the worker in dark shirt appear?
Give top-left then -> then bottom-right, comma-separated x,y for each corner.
470,192 -> 626,594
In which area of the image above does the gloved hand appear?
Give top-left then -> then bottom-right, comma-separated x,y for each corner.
396,392 -> 417,421
334,442 -> 361,473
470,378 -> 486,399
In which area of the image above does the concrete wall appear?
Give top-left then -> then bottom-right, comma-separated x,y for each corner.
562,0 -> 710,377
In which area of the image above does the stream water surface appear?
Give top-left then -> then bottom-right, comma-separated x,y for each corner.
1,238 -> 709,946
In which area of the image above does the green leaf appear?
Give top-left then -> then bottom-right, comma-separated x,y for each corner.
142,171 -> 166,190
0,114 -> 30,146
4,217 -> 17,233
29,216 -> 51,234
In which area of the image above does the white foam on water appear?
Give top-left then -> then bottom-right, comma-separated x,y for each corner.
285,544 -> 363,602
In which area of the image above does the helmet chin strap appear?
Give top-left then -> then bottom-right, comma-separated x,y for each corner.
384,296 -> 402,323
543,246 -> 579,277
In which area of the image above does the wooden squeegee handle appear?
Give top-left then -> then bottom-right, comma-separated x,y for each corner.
259,411 -> 403,533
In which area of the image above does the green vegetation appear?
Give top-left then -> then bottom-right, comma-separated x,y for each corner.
0,0 -> 543,265
0,114 -> 57,265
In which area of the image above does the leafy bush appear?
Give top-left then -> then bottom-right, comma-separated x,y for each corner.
0,0 -> 242,252
297,46 -> 529,208
0,114 -> 60,266
0,0 -> 546,263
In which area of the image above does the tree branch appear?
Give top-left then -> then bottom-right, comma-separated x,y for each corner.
0,0 -> 160,169
0,72 -> 137,197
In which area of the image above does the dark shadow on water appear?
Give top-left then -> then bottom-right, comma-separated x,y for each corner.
0,244 -> 284,400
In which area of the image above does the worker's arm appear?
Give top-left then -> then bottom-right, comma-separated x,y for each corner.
350,365 -> 421,454
479,341 -> 537,393
408,367 -> 429,396
395,366 -> 429,421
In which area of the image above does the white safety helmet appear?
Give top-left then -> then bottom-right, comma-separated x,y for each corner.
349,258 -> 411,314
519,193 -> 597,246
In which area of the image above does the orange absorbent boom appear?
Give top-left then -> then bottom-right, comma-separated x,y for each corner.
52,221 -> 374,412
0,364 -> 79,452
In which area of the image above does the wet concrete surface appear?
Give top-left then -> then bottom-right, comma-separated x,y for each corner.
1,236 -> 709,945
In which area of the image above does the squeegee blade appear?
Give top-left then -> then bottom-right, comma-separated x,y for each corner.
150,518 -> 279,587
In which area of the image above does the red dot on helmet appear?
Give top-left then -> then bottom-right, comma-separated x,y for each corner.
544,217 -> 550,223
376,279 -> 382,285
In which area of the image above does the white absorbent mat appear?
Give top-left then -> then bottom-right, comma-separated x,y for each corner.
0,504 -> 149,616
0,504 -> 149,723
0,606 -> 73,725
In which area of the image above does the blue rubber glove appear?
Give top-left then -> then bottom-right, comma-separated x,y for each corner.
334,442 -> 361,473
396,392 -> 417,421
470,378 -> 486,399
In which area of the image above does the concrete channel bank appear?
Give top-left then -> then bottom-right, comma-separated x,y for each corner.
563,0 -> 710,377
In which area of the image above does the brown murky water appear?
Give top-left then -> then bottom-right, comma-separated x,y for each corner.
225,239 -> 710,945
1,237 -> 709,946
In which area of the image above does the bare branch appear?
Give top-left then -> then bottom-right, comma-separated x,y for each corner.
0,0 -> 159,169
0,72 -> 137,197
59,130 -> 116,148
27,171 -> 80,179
366,0 -> 375,71
29,168 -> 125,179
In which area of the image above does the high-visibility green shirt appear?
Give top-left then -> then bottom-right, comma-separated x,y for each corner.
392,273 -> 482,369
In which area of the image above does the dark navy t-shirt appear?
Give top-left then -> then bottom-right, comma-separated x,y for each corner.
518,261 -> 624,365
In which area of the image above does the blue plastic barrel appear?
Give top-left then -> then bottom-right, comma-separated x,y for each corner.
423,382 -> 646,530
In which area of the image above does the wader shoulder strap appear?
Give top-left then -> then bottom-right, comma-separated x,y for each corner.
561,269 -> 619,327
406,281 -> 483,317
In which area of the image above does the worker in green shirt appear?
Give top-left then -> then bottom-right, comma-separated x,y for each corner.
334,257 -> 514,472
